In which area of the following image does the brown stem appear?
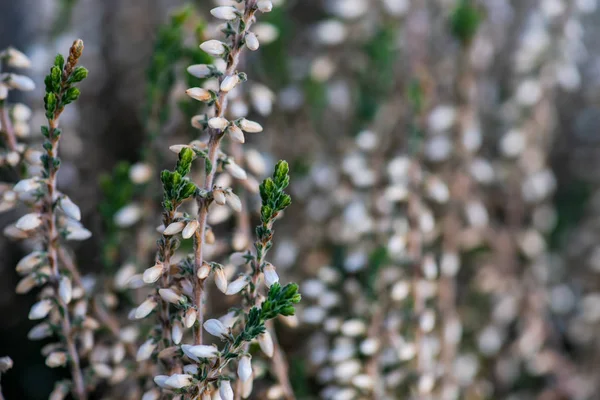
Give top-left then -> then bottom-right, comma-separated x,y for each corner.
192,3 -> 258,345
0,101 -> 17,151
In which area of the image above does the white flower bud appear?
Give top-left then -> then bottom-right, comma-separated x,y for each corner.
227,125 -> 245,143
238,355 -> 252,382
213,189 -> 227,205
65,225 -> 92,241
93,363 -> 113,378
186,87 -> 212,102
137,339 -> 156,361
225,162 -> 248,180
245,32 -> 260,51
153,375 -> 169,388
158,288 -> 184,304
3,73 -> 35,91
239,118 -> 263,133
214,268 -> 228,293
15,213 -> 42,231
163,221 -> 186,236
182,220 -> 199,239
210,6 -> 239,20
208,117 -> 229,130
59,196 -> 81,221
141,389 -> 160,400
4,47 -> 31,68
29,299 -> 53,320
225,191 -> 242,212
204,319 -> 228,338
257,0 -> 273,12
219,380 -> 234,400
258,331 -> 274,357
242,376 -> 253,398
143,263 -> 164,284
16,274 -> 38,294
197,262 -> 211,280
181,344 -> 219,362
13,178 -> 40,193
46,352 -> 67,368
129,162 -> 153,184
263,263 -> 279,287
16,251 -> 44,275
172,320 -> 183,345
200,40 -> 227,56
226,276 -> 249,295
185,308 -> 197,328
59,277 -> 72,304
135,297 -> 158,319
187,64 -> 212,78
220,75 -> 241,92
28,322 -> 52,340
114,204 -> 142,227
164,374 -> 194,389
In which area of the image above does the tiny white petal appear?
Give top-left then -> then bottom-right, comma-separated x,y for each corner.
219,380 -> 234,400
210,6 -> 239,20
258,331 -> 274,357
257,0 -> 273,12
187,64 -> 212,78
245,32 -> 260,51
263,264 -> 279,287
200,40 -> 227,56
209,117 -> 229,130
15,213 -> 42,231
59,196 -> 81,221
182,220 -> 199,239
237,355 -> 253,382
239,118 -> 263,133
164,374 -> 193,389
135,297 -> 158,319
225,276 -> 249,295
29,299 -> 53,320
186,87 -> 212,102
163,221 -> 186,236
136,339 -> 156,361
143,264 -> 164,284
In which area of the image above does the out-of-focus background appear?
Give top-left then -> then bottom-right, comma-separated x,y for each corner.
2,0 -> 600,399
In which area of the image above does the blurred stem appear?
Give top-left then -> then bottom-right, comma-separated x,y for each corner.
0,100 -> 17,151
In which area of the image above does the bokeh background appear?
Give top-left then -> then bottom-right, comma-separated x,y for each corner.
2,0 -> 600,399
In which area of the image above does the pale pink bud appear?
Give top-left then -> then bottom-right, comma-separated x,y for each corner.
186,87 -> 212,102
239,118 -> 263,133
225,162 -> 248,180
163,221 -> 185,235
184,308 -> 198,328
15,251 -> 44,275
227,125 -> 245,143
197,262 -> 211,280
208,117 -> 229,130
158,288 -> 184,304
213,189 -> 227,205
46,352 -> 67,368
214,268 -> 228,293
225,191 -> 242,212
143,263 -> 164,284
182,220 -> 199,239
220,75 -> 240,92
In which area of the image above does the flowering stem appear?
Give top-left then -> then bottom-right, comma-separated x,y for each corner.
42,40 -> 87,400
192,1 -> 259,345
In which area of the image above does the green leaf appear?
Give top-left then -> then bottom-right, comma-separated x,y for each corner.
176,147 -> 194,176
68,67 -> 88,83
451,0 -> 481,45
63,87 -> 81,104
54,54 -> 65,70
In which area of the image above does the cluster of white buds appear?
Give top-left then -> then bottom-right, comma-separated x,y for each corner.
135,2 -> 301,399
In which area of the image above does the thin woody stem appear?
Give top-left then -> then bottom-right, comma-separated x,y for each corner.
192,1 -> 259,345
